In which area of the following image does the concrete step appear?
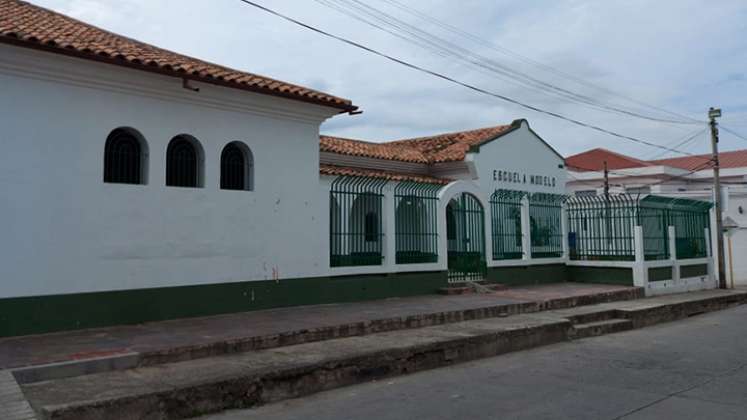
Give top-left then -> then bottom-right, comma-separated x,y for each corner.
20,289 -> 747,420
570,319 -> 633,339
437,283 -> 508,295
11,286 -> 644,386
565,309 -> 620,325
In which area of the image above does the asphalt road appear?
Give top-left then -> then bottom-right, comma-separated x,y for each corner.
202,304 -> 747,420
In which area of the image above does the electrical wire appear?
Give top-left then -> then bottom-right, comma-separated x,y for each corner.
235,0 -> 703,157
721,126 -> 747,143
313,0 -> 701,125
375,0 -> 702,126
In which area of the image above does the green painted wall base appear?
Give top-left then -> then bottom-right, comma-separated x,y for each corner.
486,264 -> 569,286
0,271 -> 448,338
568,266 -> 634,286
681,263 -> 708,278
648,266 -> 674,282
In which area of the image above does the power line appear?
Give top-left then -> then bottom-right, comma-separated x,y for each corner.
235,0 -> 701,157
721,125 -> 747,143
647,127 -> 708,160
375,0 -> 702,126
313,0 -> 701,126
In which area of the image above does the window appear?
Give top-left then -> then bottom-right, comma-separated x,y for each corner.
446,204 -> 457,241
364,212 -> 378,242
220,142 -> 253,191
104,128 -> 145,184
166,135 -> 202,188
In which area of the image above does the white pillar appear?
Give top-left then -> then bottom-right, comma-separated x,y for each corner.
521,195 -> 531,261
384,184 -> 397,272
561,203 -> 569,261
669,226 -> 679,282
633,226 -> 647,288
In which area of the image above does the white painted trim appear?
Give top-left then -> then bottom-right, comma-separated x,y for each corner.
490,257 -> 566,267
566,260 -> 636,268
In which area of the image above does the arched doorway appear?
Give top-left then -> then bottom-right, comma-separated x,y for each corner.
446,193 -> 486,283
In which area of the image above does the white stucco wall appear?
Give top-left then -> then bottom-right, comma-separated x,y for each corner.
469,121 -> 567,199
0,44 -> 343,298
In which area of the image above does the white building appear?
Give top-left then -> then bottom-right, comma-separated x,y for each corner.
0,1 -> 715,337
0,1 -> 575,337
566,148 -> 747,286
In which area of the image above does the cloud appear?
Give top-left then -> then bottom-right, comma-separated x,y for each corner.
29,0 -> 747,157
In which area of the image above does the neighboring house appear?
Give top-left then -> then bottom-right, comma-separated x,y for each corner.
0,0 -> 570,337
565,148 -> 747,286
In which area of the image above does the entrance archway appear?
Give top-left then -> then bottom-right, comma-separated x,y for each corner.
446,193 -> 486,283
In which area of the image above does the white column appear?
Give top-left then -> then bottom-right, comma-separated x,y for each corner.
384,184 -> 397,272
521,195 -> 531,261
669,226 -> 679,282
633,226 -> 648,289
561,203 -> 569,261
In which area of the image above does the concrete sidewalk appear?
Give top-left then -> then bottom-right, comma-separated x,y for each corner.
18,288 -> 747,420
0,283 -> 636,370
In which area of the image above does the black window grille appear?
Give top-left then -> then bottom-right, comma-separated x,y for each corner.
220,143 -> 249,190
166,136 -> 199,188
104,129 -> 142,184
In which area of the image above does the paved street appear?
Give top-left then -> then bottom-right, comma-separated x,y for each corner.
203,304 -> 747,420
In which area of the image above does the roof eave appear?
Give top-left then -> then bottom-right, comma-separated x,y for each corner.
0,37 -> 358,113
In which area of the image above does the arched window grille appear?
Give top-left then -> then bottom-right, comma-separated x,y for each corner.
166,136 -> 201,188
220,142 -> 253,191
104,128 -> 143,184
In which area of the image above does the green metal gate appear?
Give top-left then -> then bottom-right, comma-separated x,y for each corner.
330,176 -> 387,267
447,193 -> 487,283
490,189 -> 525,260
395,182 -> 442,264
529,193 -> 565,258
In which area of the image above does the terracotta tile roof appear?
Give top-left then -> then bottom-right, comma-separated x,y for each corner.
320,135 -> 429,163
319,164 -> 449,185
650,150 -> 747,170
321,123 -> 515,164
565,148 -> 652,172
0,0 -> 356,112
387,124 -> 514,163
566,147 -> 747,173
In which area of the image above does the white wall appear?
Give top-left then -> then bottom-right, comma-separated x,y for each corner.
471,121 -> 567,199
0,44 -> 342,298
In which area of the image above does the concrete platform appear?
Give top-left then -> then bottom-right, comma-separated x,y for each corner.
17,289 -> 747,420
0,283 -> 640,371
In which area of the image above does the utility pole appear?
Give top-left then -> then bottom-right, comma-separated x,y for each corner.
709,107 -> 727,289
603,161 -> 610,198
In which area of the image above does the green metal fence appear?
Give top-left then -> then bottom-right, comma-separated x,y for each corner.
567,195 -> 637,261
637,202 -> 670,260
395,182 -> 442,264
529,193 -> 565,258
330,176 -> 387,267
640,196 -> 711,259
566,194 -> 711,262
490,189 -> 525,260
447,193 -> 487,283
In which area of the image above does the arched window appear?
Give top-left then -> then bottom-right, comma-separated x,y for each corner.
220,142 -> 253,191
364,211 -> 379,242
166,135 -> 202,188
104,128 -> 145,184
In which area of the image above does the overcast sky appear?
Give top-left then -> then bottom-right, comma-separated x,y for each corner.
32,0 -> 747,158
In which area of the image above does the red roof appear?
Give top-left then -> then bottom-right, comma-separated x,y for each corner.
650,150 -> 747,170
565,148 -> 652,172
0,0 -> 356,111
319,164 -> 449,184
566,148 -> 747,172
320,123 -> 516,164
